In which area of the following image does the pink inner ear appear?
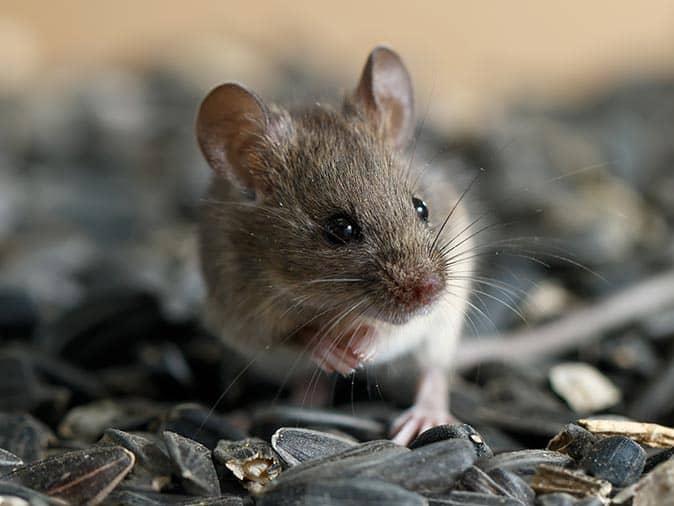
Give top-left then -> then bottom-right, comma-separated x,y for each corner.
196,83 -> 269,190
354,46 -> 414,149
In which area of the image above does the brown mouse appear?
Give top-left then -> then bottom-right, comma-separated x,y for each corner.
196,46 -> 474,445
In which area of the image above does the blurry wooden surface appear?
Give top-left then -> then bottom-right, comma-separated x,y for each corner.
3,0 -> 674,124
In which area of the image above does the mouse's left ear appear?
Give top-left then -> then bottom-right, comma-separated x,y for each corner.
350,46 -> 415,150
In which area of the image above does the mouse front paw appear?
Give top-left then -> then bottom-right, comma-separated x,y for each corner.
309,326 -> 376,376
390,406 -> 456,446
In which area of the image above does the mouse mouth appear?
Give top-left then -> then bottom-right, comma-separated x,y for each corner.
369,302 -> 437,325
294,317 -> 378,348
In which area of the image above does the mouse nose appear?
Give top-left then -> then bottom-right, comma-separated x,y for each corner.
409,274 -> 443,306
391,271 -> 444,311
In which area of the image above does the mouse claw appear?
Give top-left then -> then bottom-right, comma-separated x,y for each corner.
309,325 -> 377,376
311,346 -> 358,376
390,407 -> 456,446
349,327 -> 377,361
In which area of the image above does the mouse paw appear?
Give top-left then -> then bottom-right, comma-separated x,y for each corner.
390,407 -> 456,446
310,326 -> 376,376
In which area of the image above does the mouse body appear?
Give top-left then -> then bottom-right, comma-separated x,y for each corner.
196,47 -> 474,445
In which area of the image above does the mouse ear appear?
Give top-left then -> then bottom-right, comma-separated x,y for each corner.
196,83 -> 270,193
351,46 -> 415,149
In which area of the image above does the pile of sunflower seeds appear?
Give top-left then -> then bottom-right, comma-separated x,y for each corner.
2,401 -> 674,504
1,56 -> 674,504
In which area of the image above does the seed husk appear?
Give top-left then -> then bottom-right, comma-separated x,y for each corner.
549,362 -> 621,413
628,458 -> 674,506
214,438 -> 282,494
530,464 -> 611,498
578,419 -> 674,448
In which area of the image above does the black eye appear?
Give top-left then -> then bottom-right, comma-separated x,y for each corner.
413,197 -> 428,222
324,214 -> 360,245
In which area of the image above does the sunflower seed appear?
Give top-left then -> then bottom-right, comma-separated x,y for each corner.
0,449 -> 23,475
579,436 -> 646,487
478,450 -> 573,480
2,445 -> 134,504
547,424 -> 598,462
163,431 -> 220,497
105,489 -> 251,505
257,478 -> 427,506
427,491 -> 522,505
0,414 -> 54,463
410,424 -> 493,459
457,466 -> 512,496
488,468 -> 535,505
271,427 -> 356,467
361,439 -> 477,494
0,482 -> 65,506
100,429 -> 173,476
269,440 -> 408,488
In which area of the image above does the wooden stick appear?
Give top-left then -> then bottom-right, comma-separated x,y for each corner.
455,269 -> 674,371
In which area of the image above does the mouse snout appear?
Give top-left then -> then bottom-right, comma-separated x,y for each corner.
382,263 -> 445,314
409,273 -> 443,306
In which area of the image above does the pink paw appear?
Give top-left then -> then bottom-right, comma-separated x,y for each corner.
310,326 -> 376,376
390,407 -> 455,446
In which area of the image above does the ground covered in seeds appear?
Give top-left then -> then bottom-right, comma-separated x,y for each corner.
1,60 -> 674,505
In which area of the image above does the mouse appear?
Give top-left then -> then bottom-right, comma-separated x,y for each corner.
195,46 -> 475,446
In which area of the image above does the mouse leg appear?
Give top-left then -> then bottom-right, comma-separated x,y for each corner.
310,326 -> 376,376
390,367 -> 454,446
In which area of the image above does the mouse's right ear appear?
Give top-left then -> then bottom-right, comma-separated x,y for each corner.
196,83 -> 270,193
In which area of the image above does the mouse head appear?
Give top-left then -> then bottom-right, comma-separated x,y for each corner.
197,47 -> 450,326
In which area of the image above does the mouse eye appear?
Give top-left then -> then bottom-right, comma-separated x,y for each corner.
413,197 -> 429,222
324,214 -> 361,245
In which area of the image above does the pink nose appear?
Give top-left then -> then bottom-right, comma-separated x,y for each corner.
410,274 -> 443,306
393,272 -> 443,311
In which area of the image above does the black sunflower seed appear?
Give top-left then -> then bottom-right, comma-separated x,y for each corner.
163,431 -> 221,497
579,436 -> 646,487
271,427 -> 356,467
257,478 -> 427,506
2,445 -> 134,504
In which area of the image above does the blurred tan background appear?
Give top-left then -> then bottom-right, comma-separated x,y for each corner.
3,0 -> 674,127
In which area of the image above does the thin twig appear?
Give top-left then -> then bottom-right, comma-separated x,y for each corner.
456,268 -> 674,371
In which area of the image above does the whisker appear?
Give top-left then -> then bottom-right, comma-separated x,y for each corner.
430,169 -> 484,253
